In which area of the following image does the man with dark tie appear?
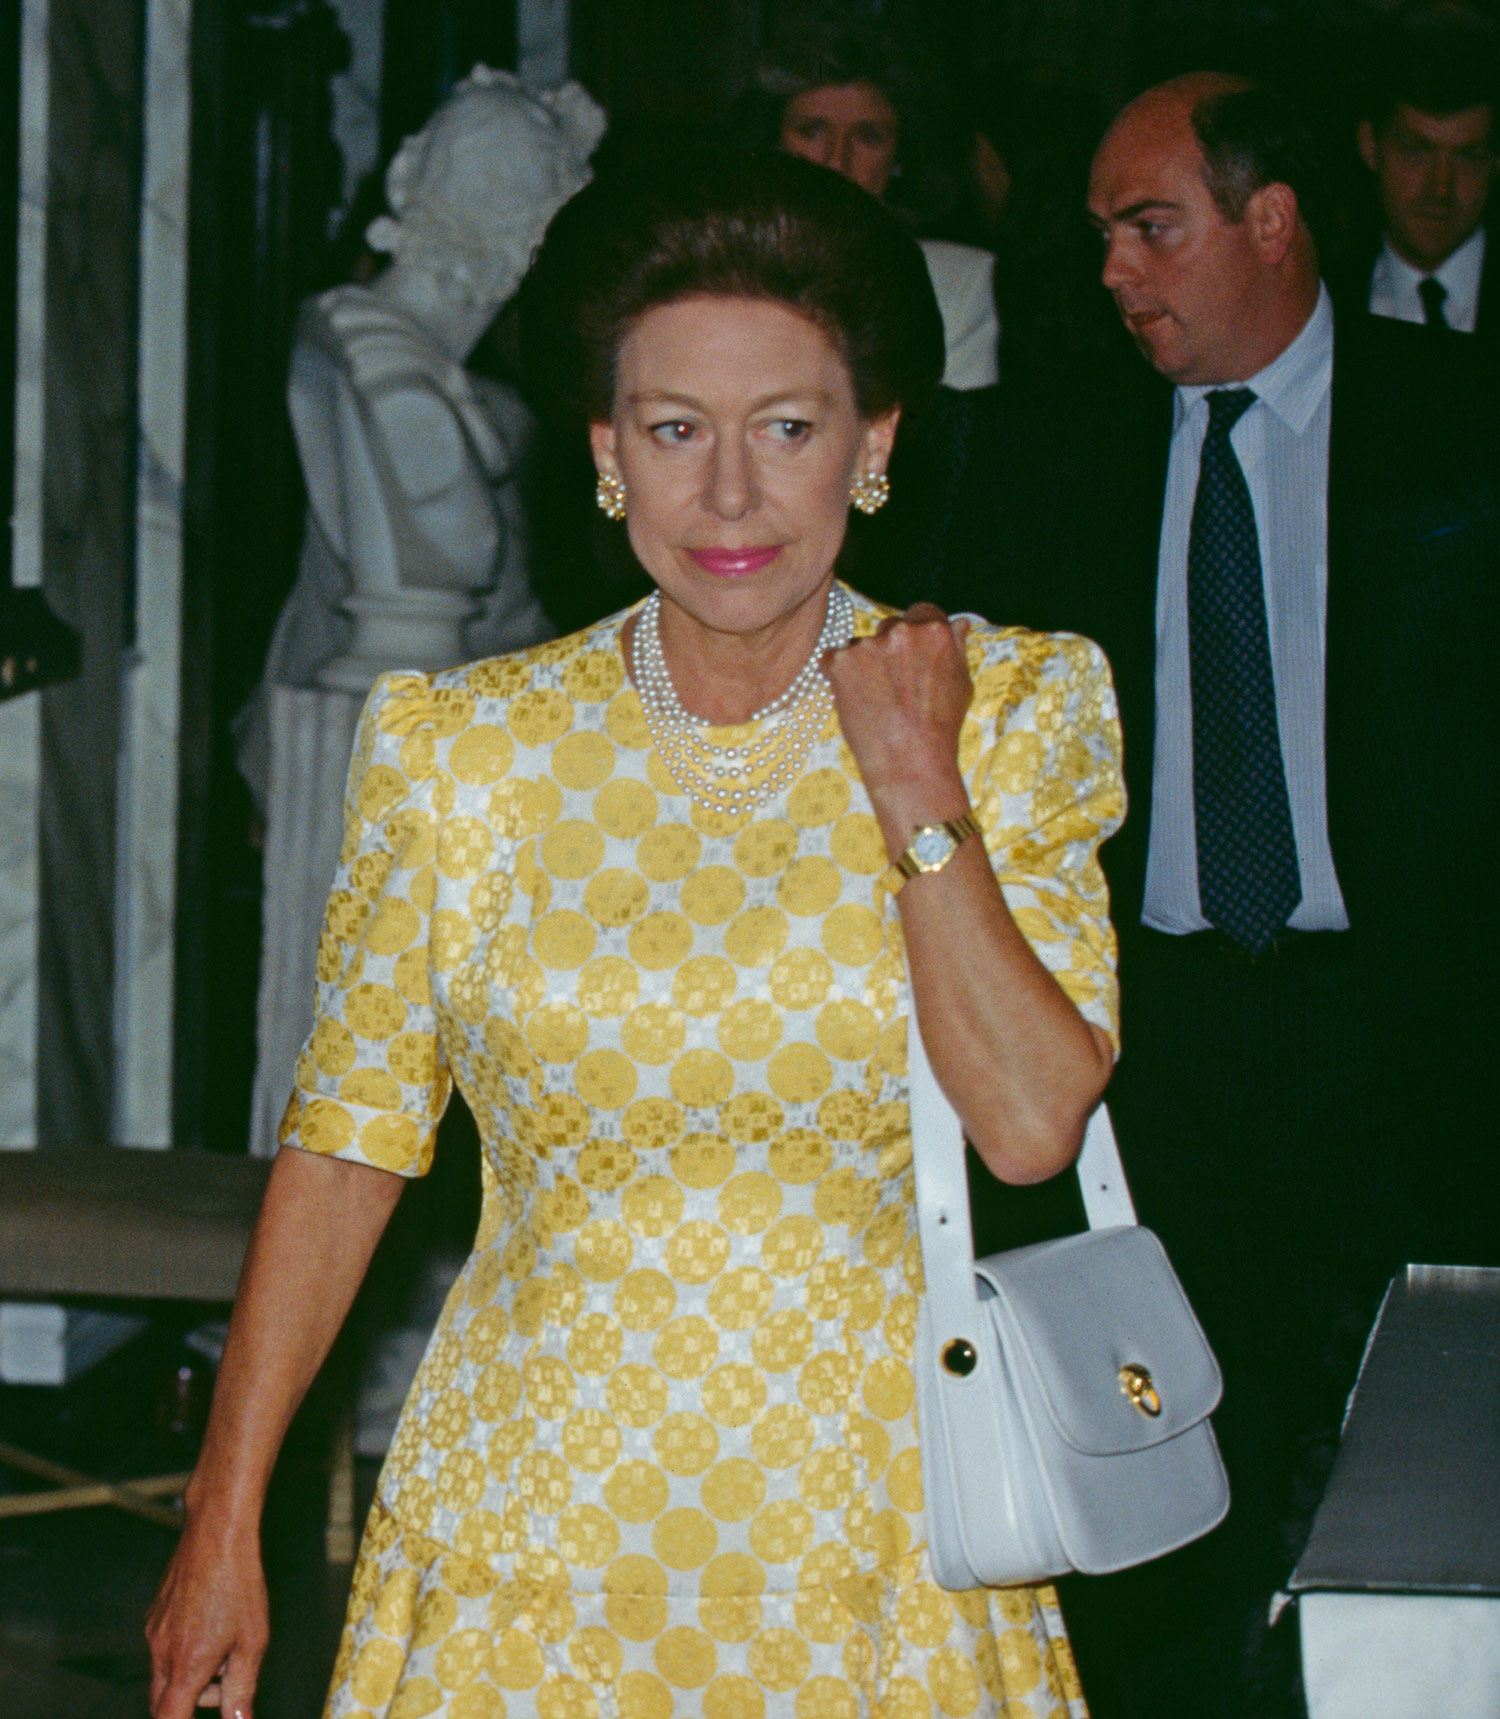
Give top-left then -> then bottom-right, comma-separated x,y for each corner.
937,70 -> 1499,1719
1355,19 -> 1496,335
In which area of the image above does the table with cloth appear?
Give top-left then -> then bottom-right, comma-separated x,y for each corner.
278,587 -> 1122,1719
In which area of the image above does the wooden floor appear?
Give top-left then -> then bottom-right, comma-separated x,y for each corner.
0,1328 -> 371,1719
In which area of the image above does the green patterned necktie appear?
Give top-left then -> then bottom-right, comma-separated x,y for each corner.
1188,388 -> 1302,954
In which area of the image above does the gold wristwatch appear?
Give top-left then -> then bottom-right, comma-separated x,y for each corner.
883,812 -> 981,895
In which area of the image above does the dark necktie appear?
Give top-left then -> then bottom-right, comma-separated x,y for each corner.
1188,388 -> 1301,954
1419,276 -> 1449,328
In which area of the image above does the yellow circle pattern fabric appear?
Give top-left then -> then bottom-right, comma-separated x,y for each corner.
285,588 -> 1122,1718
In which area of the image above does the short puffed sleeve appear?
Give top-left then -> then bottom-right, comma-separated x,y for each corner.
962,627 -> 1125,1048
278,672 -> 454,1175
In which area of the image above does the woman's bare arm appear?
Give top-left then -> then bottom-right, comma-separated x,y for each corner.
828,605 -> 1113,1185
146,1147 -> 406,1719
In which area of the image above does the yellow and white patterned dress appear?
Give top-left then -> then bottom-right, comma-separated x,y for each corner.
283,586 -> 1123,1719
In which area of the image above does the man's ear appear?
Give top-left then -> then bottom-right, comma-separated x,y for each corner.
1247,181 -> 1300,267
588,420 -> 618,474
1356,119 -> 1379,175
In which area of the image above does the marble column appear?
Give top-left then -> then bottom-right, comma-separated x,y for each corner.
33,0 -> 144,1145
0,0 -> 192,1149
0,0 -> 160,1382
0,695 -> 40,1146
112,0 -> 193,1148
1,0 -> 56,1149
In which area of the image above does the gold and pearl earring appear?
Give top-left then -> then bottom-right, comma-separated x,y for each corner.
849,469 -> 891,515
595,470 -> 627,521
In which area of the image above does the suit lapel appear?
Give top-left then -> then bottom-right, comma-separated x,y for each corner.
1475,226 -> 1497,347
1096,387 -> 1173,931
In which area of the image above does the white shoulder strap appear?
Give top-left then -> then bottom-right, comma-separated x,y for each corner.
1076,1103 -> 1137,1228
908,1007 -> 988,1341
907,1012 -> 1137,1310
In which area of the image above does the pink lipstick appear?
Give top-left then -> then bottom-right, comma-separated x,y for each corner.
687,546 -> 781,577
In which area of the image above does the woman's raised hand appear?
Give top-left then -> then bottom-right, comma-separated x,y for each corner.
823,603 -> 975,841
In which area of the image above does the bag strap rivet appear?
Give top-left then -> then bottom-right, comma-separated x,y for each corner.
940,1338 -> 978,1377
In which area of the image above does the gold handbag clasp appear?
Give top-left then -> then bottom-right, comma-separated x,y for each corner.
1119,1363 -> 1162,1417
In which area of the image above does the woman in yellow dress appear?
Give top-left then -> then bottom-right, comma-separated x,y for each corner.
148,151 -> 1122,1719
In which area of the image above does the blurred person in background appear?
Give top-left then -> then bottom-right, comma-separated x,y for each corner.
1353,8 -> 1497,336
736,10 -> 1000,390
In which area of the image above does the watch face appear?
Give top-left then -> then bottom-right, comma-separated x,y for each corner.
911,826 -> 954,869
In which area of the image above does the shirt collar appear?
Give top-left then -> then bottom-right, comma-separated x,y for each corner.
1436,225 -> 1486,300
1378,227 -> 1486,315
1175,283 -> 1334,437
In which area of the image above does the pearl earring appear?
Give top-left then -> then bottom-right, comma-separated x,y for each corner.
595,470 -> 627,521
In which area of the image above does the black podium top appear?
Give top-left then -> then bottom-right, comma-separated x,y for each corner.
1290,1264 -> 1500,1596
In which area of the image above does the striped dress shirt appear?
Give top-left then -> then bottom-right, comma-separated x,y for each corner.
1142,284 -> 1350,934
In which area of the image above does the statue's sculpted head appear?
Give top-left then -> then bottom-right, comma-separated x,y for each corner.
367,67 -> 607,316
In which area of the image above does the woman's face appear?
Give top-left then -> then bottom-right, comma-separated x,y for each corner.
590,294 -> 897,644
780,82 -> 900,198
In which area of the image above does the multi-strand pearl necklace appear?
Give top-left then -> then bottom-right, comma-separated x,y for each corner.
633,584 -> 854,815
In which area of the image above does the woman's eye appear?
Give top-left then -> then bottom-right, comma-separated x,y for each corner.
649,420 -> 696,445
766,418 -> 813,443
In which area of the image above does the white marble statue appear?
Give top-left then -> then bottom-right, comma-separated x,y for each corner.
251,68 -> 605,744
246,70 -> 606,1166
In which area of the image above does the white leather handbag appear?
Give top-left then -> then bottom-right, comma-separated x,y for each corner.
910,1011 -> 1231,1590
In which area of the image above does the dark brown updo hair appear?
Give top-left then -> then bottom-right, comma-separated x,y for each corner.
518,149 -> 945,428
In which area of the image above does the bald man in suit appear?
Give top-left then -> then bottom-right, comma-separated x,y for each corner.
938,74 -> 1499,1719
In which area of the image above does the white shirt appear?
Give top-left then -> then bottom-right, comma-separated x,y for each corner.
1368,227 -> 1485,333
918,239 -> 1000,390
1142,284 -> 1349,934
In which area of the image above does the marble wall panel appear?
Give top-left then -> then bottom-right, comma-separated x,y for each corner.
35,0 -> 144,1145
0,699 -> 41,1147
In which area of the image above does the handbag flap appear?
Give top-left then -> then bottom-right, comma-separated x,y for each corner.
973,1225 -> 1223,1457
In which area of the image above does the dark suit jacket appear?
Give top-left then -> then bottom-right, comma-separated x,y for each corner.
936,314 -> 1499,1250
944,317 -> 1497,938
